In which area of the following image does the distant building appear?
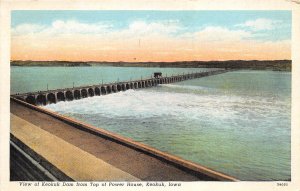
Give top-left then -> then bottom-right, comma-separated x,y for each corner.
154,72 -> 162,78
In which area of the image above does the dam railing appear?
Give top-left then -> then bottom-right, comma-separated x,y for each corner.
12,68 -> 233,106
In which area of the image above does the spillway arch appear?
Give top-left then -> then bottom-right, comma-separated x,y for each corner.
25,95 -> 36,105
88,88 -> 94,97
101,86 -> 107,95
47,93 -> 56,104
81,89 -> 88,98
66,90 -> 74,101
95,87 -> 100,96
74,90 -> 81,99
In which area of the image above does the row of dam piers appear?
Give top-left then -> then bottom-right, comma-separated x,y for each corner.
13,69 -> 230,106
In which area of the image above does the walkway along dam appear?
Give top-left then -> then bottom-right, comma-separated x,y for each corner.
10,68 -> 239,181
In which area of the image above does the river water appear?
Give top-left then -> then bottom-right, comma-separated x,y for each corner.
11,66 -> 291,180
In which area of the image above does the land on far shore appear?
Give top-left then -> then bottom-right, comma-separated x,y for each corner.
11,60 -> 291,71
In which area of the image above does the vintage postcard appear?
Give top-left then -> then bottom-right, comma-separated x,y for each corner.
0,0 -> 300,191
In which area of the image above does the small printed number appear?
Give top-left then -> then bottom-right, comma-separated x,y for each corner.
277,182 -> 288,186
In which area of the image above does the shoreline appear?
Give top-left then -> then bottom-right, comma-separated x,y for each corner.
11,60 -> 291,71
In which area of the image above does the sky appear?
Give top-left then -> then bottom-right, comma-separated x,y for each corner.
11,10 -> 291,62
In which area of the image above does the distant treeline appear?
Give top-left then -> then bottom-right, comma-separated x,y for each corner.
11,60 -> 91,67
11,60 -> 291,71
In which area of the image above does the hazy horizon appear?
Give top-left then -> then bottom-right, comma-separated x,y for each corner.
11,59 -> 291,63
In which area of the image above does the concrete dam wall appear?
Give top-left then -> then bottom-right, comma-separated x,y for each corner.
12,69 -> 231,106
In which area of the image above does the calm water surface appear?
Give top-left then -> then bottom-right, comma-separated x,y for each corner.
11,66 -> 291,180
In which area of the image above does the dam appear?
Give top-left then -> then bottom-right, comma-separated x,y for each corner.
11,68 -> 232,106
10,68 -> 240,181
